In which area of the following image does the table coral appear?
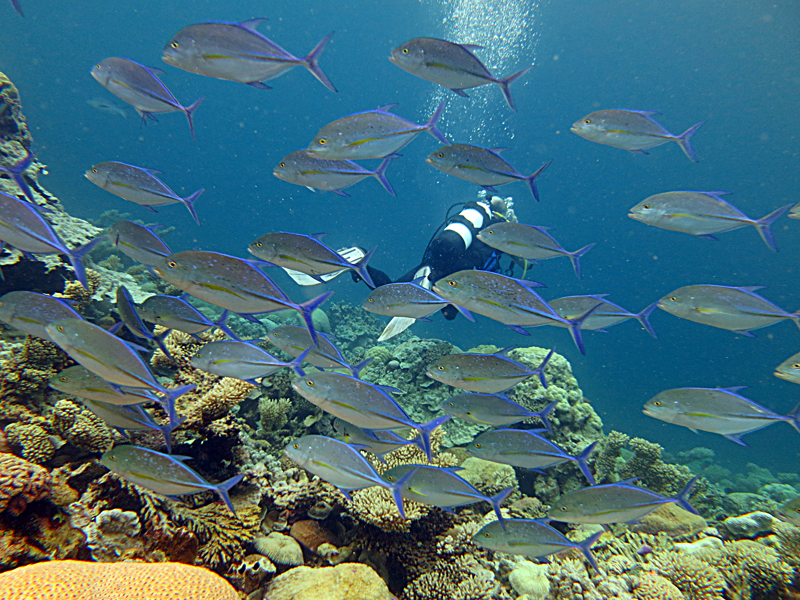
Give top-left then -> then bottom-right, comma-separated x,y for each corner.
0,560 -> 240,600
0,452 -> 51,515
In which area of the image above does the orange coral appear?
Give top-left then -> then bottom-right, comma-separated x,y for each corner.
0,560 -> 240,599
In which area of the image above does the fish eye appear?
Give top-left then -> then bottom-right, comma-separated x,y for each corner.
437,152 -> 444,158
59,376 -> 68,382
793,364 -> 800,369
559,506 -> 568,511
92,168 -> 98,173
795,507 -> 800,514
584,119 -> 591,124
437,365 -> 445,371
56,326 -> 64,332
367,298 -> 373,303
483,532 -> 491,538
474,443 -> 482,448
94,64 -> 101,70
171,41 -> 179,49
402,48 -> 409,54
306,380 -> 315,387
643,205 -> 650,209
670,296 -> 678,302
272,332 -> 279,337
255,242 -> 263,248
167,261 -> 178,268
484,230 -> 494,235
279,162 -> 286,168
447,402 -> 454,407
107,455 -> 116,461
653,401 -> 662,406
386,475 -> 395,482
318,138 -> 327,145
447,280 -> 456,287
293,443 -> 299,449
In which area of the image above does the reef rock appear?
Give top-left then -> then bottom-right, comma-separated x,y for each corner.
264,563 -> 396,600
718,511 -> 775,540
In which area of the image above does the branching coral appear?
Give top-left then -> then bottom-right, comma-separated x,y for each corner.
402,554 -> 502,600
649,551 -> 726,600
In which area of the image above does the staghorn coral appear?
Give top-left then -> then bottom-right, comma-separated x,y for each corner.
4,422 -> 54,464
0,560 -> 240,600
260,396 -> 292,431
0,452 -> 51,515
650,550 -> 726,600
51,399 -> 114,453
402,554 -> 502,600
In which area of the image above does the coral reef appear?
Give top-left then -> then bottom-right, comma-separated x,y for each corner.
264,563 -> 396,600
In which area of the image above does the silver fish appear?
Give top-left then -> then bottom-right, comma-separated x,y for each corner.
152,250 -> 332,344
426,347 -> 553,394
107,221 -> 172,266
477,222 -> 596,278
0,291 -> 82,342
86,162 -> 203,226
474,519 -> 602,571
190,340 -> 308,382
440,394 -> 556,431
0,191 -> 100,289
273,151 -> 396,197
467,430 -> 597,484
776,497 -> 800,527
332,419 -> 420,461
115,285 -> 171,358
87,97 -> 127,118
306,101 -> 448,160
629,191 -> 791,252
389,37 -> 530,111
91,57 -> 203,139
571,109 -> 704,162
284,435 -> 415,518
99,445 -> 243,515
549,295 -> 657,338
50,366 -> 166,407
775,351 -> 800,386
363,278 -> 472,321
0,149 -> 36,205
382,464 -> 512,526
162,20 -> 336,92
427,145 -> 550,201
548,478 -> 698,525
643,386 -> 800,445
248,231 -> 377,287
291,371 -> 450,460
81,399 -> 177,452
267,324 -> 364,376
657,284 -> 800,336
137,295 -> 238,340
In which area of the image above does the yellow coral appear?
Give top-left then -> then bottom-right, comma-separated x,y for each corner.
51,399 -> 113,452
0,560 -> 240,599
696,539 -> 793,599
4,422 -> 54,464
650,551 -> 726,600
634,572 -> 685,600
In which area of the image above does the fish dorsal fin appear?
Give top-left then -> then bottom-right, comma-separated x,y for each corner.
719,385 -> 748,394
624,109 -> 661,116
496,345 -> 517,358
442,466 -> 465,473
616,477 -> 640,486
739,286 -> 765,293
707,191 -> 732,196
375,103 -> 399,112
460,43 -> 485,51
490,147 -> 511,154
240,18 -> 268,31
142,167 -> 163,175
310,232 -> 330,240
377,384 -> 403,395
171,455 -> 193,461
146,66 -> 167,76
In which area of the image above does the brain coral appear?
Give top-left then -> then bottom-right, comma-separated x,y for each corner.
0,560 -> 239,599
0,452 -> 51,515
265,563 -> 396,600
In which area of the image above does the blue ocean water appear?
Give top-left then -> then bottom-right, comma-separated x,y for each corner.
2,0 -> 799,474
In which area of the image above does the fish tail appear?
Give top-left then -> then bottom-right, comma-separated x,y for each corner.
754,204 -> 793,252
153,327 -> 174,360
183,97 -> 204,141
532,347 -> 554,389
297,290 -> 335,346
635,302 -> 659,338
354,245 -> 378,288
214,309 -> 242,341
288,346 -> 313,377
537,400 -> 559,434
568,242 -> 596,279
158,414 -> 186,454
158,384 -> 196,428
180,188 -> 204,226
386,466 -> 419,520
525,160 -> 552,202
578,531 -> 604,572
674,476 -> 700,515
425,100 -> 450,145
67,235 -> 103,290
574,441 -> 598,485
414,415 -> 452,461
348,357 -> 373,378
214,473 -> 245,517
372,156 -> 397,196
10,0 -> 23,17
496,66 -> 532,112
302,32 -> 337,93
675,121 -> 705,162
567,301 -> 602,355
489,487 -> 514,529
787,402 -> 800,435
8,149 -> 35,204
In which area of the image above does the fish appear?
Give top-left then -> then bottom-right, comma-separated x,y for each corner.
306,101 -> 449,160
0,291 -> 82,342
548,477 -> 699,524
291,371 -> 451,460
432,270 -> 597,353
81,398 -> 178,452
657,284 -> 800,336
162,20 -> 336,92
389,37 -> 531,111
91,57 -> 203,139
107,221 -> 172,266
549,295 -> 658,338
382,464 -> 512,527
775,351 -> 800,385
477,222 -> 596,278
776,497 -> 800,527
643,386 -> 800,445
571,109 -> 704,162
86,162 -> 203,226
363,278 -> 473,321
0,148 -> 36,205
248,231 -> 377,287
136,295 -> 239,341
267,324 -> 366,376
284,435 -> 416,518
99,445 -> 243,515
87,97 -> 127,118
115,286 -> 171,358
791,203 -> 800,220
9,0 -> 23,17
273,151 -> 396,197
629,191 -> 792,252
426,346 -> 553,394
190,340 -> 308,383
50,366 -> 169,407
473,519 -> 603,572
0,190 -> 101,289
467,430 -> 597,484
45,318 -> 193,426
151,250 -> 332,344
426,145 -> 551,201
332,419 -> 422,462
440,394 -> 557,432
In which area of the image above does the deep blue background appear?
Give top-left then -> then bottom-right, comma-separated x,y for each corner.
2,0 -> 799,474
